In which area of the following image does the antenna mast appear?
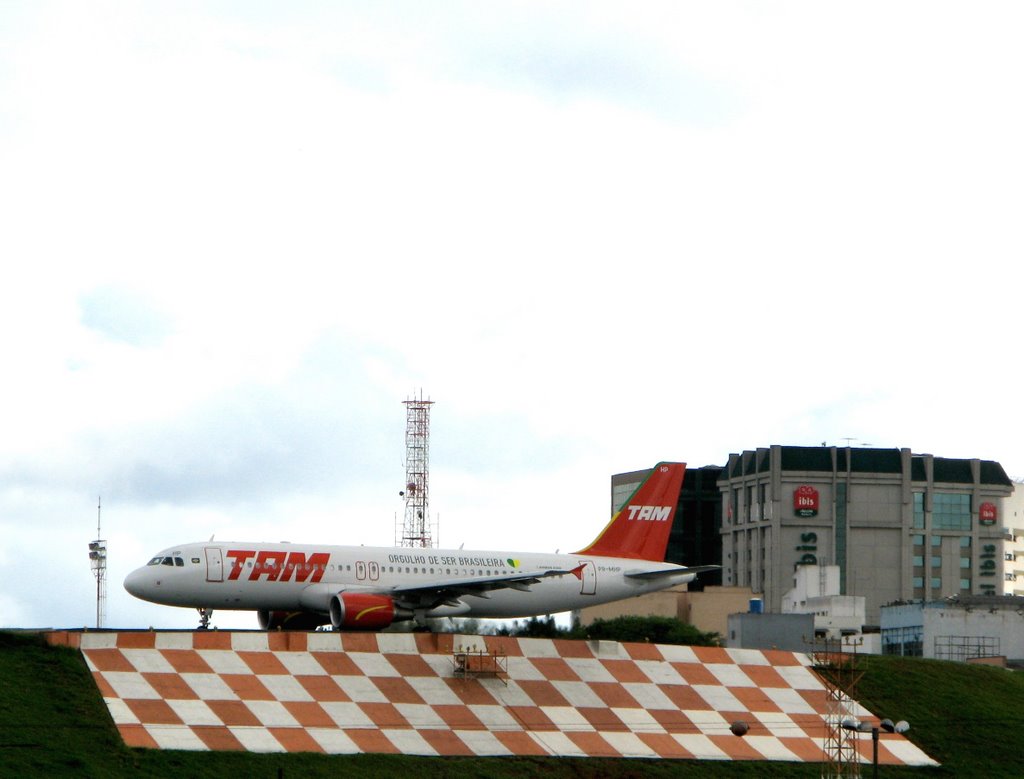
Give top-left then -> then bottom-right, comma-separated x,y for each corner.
398,392 -> 436,548
88,497 -> 107,628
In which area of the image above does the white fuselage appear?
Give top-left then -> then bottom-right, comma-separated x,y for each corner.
124,540 -> 697,620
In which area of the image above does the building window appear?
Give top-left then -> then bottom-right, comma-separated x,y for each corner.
960,558 -> 971,569
960,578 -> 971,590
882,626 -> 923,657
913,492 -> 925,528
913,555 -> 923,567
931,556 -> 941,568
933,493 -> 971,531
913,534 -> 925,546
931,577 -> 941,589
960,536 -> 971,548
913,576 -> 924,588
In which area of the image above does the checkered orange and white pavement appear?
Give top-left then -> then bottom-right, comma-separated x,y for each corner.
48,630 -> 936,765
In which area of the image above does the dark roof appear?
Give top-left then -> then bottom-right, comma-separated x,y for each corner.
979,460 -> 1013,486
932,458 -> 973,484
780,447 -> 833,472
849,448 -> 902,473
724,446 -> 1013,487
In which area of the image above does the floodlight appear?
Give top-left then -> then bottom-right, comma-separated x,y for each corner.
730,720 -> 749,736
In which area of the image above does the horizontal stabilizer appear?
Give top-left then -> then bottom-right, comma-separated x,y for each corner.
624,564 -> 720,580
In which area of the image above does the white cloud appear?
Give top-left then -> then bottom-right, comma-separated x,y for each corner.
1,1 -> 1022,628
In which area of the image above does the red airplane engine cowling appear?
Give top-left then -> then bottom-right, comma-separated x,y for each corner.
257,609 -> 331,631
329,592 -> 398,630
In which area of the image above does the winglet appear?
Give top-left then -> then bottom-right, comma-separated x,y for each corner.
574,462 -> 686,561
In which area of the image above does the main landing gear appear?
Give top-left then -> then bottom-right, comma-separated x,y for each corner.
197,607 -> 213,630
411,609 -> 432,632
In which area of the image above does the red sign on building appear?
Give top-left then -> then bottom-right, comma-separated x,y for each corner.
794,485 -> 819,517
979,502 -> 998,526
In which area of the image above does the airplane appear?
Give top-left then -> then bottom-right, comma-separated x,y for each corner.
124,462 -> 718,630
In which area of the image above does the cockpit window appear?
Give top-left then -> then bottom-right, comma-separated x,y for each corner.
174,557 -> 184,567
161,557 -> 174,566
147,557 -> 163,566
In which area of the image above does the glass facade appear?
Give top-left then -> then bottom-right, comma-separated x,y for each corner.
913,492 -> 925,529
933,492 -> 971,531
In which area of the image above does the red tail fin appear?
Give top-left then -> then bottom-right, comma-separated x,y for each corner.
575,462 -> 685,561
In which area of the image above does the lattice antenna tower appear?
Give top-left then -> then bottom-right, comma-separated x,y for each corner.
398,393 -> 436,548
88,497 -> 107,629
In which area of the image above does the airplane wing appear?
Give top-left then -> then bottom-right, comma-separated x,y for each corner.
623,564 -> 720,580
387,568 -> 577,611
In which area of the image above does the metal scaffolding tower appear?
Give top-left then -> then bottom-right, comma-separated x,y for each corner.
398,393 -> 436,548
88,497 -> 107,629
811,637 -> 866,778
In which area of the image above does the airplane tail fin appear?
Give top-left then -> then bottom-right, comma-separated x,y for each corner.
574,462 -> 686,561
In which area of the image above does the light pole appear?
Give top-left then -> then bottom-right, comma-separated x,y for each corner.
841,717 -> 910,778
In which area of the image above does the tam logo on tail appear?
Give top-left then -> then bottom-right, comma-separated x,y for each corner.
625,505 -> 672,522
574,462 -> 686,561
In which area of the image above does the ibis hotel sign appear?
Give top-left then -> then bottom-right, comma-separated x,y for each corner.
794,486 -> 819,517
979,502 -> 998,526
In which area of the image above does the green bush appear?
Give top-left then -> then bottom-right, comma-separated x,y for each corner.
572,615 -> 720,646
493,615 -> 720,646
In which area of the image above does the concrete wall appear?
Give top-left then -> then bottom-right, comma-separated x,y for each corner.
575,585 -> 754,641
923,605 -> 1024,662
726,612 -> 815,653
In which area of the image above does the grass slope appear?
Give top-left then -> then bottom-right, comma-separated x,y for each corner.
2,631 -> 1021,777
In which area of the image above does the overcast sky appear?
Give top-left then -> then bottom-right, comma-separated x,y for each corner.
2,1 -> 1022,630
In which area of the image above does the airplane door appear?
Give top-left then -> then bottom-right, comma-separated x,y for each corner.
205,547 -> 224,583
579,560 -> 597,595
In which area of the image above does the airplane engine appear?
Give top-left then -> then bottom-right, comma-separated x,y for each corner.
329,592 -> 409,630
257,609 -> 331,631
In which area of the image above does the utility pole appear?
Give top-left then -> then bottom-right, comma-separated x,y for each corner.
88,497 -> 107,628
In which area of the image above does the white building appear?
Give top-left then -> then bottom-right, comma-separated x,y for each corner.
880,596 -> 1024,664
781,564 -> 866,638
1003,482 -> 1024,596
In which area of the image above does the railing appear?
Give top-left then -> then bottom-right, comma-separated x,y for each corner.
451,648 -> 508,685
